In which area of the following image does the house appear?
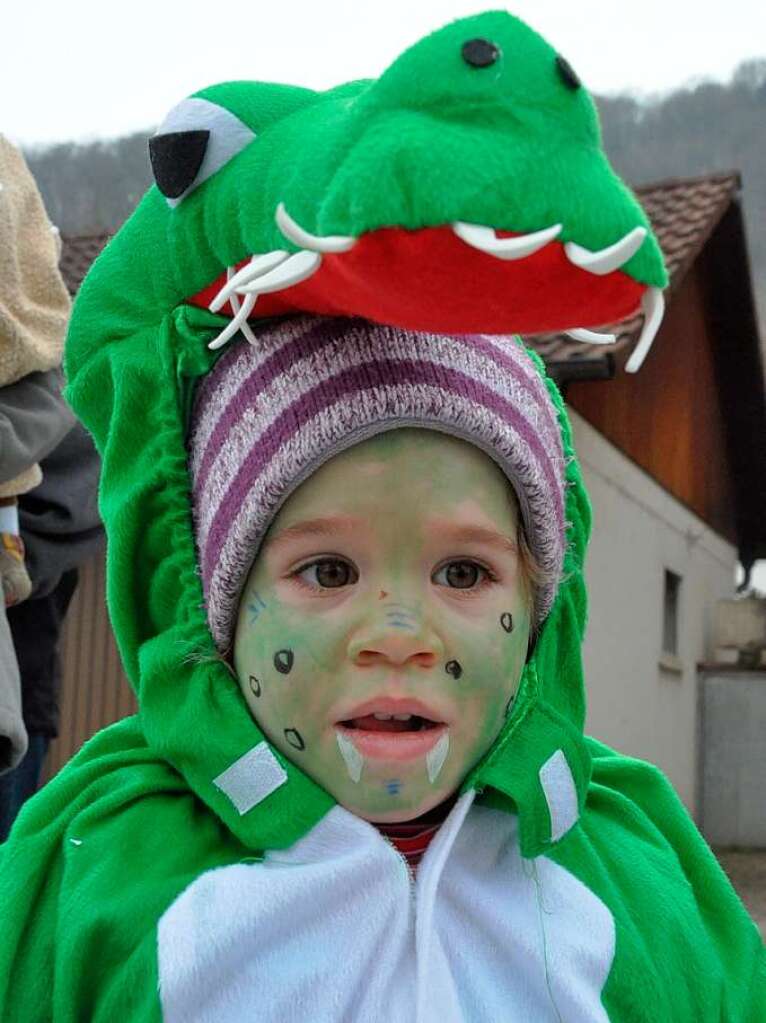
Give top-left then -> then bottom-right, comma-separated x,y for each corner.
50,171 -> 766,819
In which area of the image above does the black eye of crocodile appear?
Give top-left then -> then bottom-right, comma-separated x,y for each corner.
148,130 -> 210,199
461,38 -> 500,69
556,55 -> 581,90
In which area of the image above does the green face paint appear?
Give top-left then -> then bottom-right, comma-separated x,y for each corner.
233,428 -> 531,823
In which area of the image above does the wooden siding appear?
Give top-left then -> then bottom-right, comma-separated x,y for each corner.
566,263 -> 738,546
44,553 -> 136,780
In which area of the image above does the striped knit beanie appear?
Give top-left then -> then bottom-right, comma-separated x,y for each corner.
188,315 -> 567,652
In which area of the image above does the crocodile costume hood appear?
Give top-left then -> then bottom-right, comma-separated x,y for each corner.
1,10 -> 763,1023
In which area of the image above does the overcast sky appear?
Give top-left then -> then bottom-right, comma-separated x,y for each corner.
5,0 -> 765,147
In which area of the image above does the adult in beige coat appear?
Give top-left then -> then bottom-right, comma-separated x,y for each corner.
0,135 -> 72,774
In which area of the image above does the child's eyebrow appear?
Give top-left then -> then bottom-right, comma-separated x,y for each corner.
268,515 -> 363,551
432,523 -> 519,556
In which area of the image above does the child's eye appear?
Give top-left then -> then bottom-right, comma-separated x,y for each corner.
293,558 -> 359,590
432,560 -> 494,590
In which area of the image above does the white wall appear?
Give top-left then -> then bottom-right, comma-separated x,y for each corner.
568,409 -> 738,817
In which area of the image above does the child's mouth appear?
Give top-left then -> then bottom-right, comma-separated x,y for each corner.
341,714 -> 440,733
334,717 -> 449,763
333,698 -> 449,761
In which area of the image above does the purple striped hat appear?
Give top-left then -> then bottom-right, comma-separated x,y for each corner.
188,315 -> 566,651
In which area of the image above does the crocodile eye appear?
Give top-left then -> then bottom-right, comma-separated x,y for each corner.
149,131 -> 209,199
149,96 -> 255,206
461,38 -> 501,68
556,55 -> 581,90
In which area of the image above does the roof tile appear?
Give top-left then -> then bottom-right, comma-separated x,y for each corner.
59,234 -> 110,297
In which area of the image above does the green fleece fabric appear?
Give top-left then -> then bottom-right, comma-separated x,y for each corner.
0,9 -> 762,1022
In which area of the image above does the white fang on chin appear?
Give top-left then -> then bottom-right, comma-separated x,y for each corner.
452,221 -> 562,260
276,202 -> 357,253
566,327 -> 617,345
237,249 -> 322,296
625,287 -> 664,373
336,730 -> 364,783
209,251 -> 289,312
564,226 -> 647,276
426,732 -> 450,784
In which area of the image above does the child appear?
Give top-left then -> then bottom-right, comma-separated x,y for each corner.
0,134 -> 71,606
0,315 -> 763,1021
1,9 -> 763,1020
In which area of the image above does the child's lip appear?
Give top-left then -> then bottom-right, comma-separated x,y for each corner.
334,723 -> 449,762
334,695 -> 447,724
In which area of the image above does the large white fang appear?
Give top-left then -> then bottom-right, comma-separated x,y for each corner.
209,251 -> 289,312
276,202 -> 357,253
564,226 -> 647,276
228,287 -> 258,347
452,221 -> 562,260
625,287 -> 665,373
566,327 -> 617,345
208,291 -> 256,350
237,249 -> 322,296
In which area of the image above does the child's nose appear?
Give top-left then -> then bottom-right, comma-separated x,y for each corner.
348,607 -> 445,670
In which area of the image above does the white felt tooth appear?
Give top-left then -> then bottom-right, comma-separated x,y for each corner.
564,226 -> 647,276
276,202 -> 357,253
207,292 -> 256,350
426,732 -> 450,784
208,266 -> 237,314
625,287 -> 665,373
229,289 -> 259,347
209,251 -> 289,312
237,249 -> 322,296
452,221 -> 562,260
566,327 -> 617,345
336,730 -> 364,783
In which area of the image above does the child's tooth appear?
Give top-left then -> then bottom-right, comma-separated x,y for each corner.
392,713 -> 413,721
373,712 -> 393,720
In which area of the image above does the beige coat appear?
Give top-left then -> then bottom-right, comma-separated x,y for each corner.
0,135 -> 71,497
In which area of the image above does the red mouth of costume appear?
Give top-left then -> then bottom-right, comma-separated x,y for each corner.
186,223 -> 645,338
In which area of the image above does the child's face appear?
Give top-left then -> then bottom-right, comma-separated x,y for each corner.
233,428 -> 531,823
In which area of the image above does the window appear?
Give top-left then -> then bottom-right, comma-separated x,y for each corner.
662,569 -> 682,656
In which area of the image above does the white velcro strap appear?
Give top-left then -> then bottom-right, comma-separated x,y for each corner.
539,748 -> 579,843
213,742 -> 288,815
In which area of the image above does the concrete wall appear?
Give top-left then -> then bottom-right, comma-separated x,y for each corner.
569,409 -> 738,817
699,671 -> 766,846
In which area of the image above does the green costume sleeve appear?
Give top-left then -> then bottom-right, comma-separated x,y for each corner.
0,716 -> 249,1022
587,738 -> 766,1021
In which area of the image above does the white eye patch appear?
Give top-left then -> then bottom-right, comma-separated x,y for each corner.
152,96 -> 256,206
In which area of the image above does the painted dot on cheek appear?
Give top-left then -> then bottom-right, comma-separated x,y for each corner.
284,728 -> 305,751
274,649 -> 294,674
249,675 -> 261,698
445,660 -> 463,680
500,612 -> 514,633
